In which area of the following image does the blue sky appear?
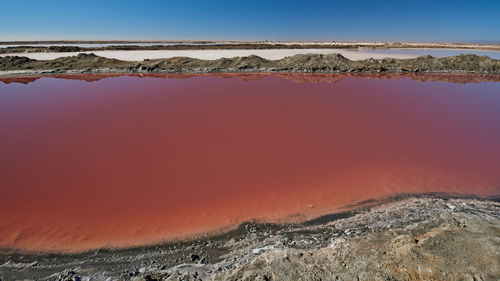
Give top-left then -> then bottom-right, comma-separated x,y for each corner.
1,0 -> 499,42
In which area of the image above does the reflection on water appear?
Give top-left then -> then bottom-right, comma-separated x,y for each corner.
0,73 -> 499,252
2,73 -> 500,85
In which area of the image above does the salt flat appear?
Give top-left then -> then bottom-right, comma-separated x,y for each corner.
3,48 -> 500,61
0,49 -> 419,61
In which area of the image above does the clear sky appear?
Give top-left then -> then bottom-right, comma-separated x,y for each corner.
1,0 -> 499,42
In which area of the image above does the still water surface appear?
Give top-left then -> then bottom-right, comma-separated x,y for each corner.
1,73 -> 499,252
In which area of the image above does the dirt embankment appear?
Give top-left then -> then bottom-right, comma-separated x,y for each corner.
1,53 -> 499,76
0,194 -> 498,281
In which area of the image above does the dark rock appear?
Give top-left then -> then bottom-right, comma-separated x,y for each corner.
189,253 -> 200,262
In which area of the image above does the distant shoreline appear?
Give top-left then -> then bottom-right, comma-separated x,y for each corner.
0,40 -> 500,50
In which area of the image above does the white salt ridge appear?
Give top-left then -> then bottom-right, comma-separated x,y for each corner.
1,48 -> 499,61
0,49 -> 417,61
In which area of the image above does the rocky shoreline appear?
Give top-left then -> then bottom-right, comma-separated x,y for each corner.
1,193 -> 498,281
1,53 -> 499,77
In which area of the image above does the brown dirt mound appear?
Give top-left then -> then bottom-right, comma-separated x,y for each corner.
1,53 -> 499,75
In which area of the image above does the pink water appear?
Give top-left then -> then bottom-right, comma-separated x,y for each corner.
1,73 -> 499,252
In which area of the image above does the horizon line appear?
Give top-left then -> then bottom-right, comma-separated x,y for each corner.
1,40 -> 500,45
